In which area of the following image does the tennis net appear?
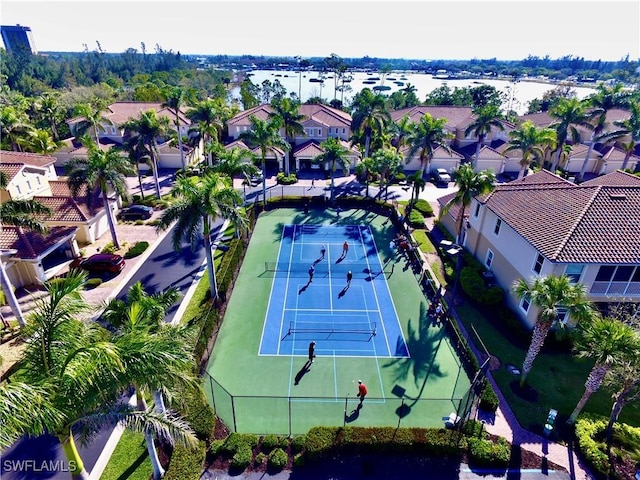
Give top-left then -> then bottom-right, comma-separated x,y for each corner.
265,262 -> 392,278
281,321 -> 377,341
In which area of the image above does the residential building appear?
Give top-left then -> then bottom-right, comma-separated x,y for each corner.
226,104 -> 359,172
57,102 -> 200,169
438,169 -> 640,327
0,24 -> 37,54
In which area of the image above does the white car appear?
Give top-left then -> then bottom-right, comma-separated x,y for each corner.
434,168 -> 452,185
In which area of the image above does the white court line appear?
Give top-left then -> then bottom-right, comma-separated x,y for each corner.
284,307 -> 380,313
277,225 -> 297,356
359,226 -> 393,356
258,225 -> 287,355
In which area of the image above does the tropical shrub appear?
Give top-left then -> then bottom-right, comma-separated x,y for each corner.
85,278 -> 103,289
459,267 -> 504,305
230,445 -> 253,471
268,447 -> 288,470
276,172 -> 298,185
575,414 -> 615,477
479,382 -> 500,413
164,441 -> 207,480
101,242 -> 118,254
223,433 -> 259,454
468,437 -> 510,468
261,434 -> 281,452
411,199 -> 434,217
124,241 -> 149,258
407,209 -> 425,228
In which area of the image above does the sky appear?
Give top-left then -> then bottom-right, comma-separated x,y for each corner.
1,0 -> 638,61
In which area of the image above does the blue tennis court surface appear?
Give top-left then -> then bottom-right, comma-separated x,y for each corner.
259,224 -> 409,358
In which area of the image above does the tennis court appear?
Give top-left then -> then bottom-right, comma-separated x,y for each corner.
259,224 -> 408,358
204,208 -> 472,435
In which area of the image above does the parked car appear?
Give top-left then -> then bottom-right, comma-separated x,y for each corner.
71,254 -> 126,274
119,204 -> 154,220
250,169 -> 264,185
433,168 -> 452,185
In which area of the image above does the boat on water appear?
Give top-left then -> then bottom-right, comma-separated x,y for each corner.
373,85 -> 392,91
394,81 -> 404,86
309,78 -> 323,83
434,70 -> 450,79
387,77 -> 397,81
367,76 -> 380,81
400,76 -> 408,80
362,80 -> 377,84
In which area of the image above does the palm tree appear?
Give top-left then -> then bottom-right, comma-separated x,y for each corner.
71,101 -> 113,142
577,83 -> 628,182
440,164 -> 496,244
102,282 -> 195,480
567,317 -> 639,424
513,275 -> 595,387
548,97 -> 591,171
406,113 -> 453,177
19,128 -> 63,155
66,140 -> 134,249
313,137 -> 351,202
239,115 -> 290,208
603,99 -> 640,171
121,129 -> 152,200
156,172 -> 245,302
269,97 -> 305,175
162,86 -> 187,169
602,350 -> 640,443
370,147 -> 403,200
504,120 -> 556,179
0,105 -> 32,151
389,114 -> 413,153
212,146 -> 258,183
465,104 -> 505,169
34,91 -> 63,141
0,172 -> 51,327
121,109 -> 172,199
186,98 -> 229,166
2,271 -> 197,480
350,88 -> 391,159
407,170 -> 426,205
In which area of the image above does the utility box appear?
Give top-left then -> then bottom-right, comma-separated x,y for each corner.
544,408 -> 558,436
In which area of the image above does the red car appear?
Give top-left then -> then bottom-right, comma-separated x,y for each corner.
71,254 -> 126,274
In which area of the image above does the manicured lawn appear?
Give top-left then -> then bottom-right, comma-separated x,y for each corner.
100,430 -> 152,480
456,303 -> 640,432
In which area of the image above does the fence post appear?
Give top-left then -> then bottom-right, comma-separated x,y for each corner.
343,397 -> 348,427
231,395 -> 238,433
288,396 -> 292,437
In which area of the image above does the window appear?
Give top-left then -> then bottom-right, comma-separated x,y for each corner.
533,254 -> 545,274
36,176 -> 41,185
595,265 -> 615,282
26,180 -> 32,191
16,185 -> 21,194
520,294 -> 531,313
485,249 -> 494,269
565,264 -> 584,283
473,202 -> 480,217
494,218 -> 502,235
342,128 -> 346,134
613,266 -> 634,282
317,128 -> 322,137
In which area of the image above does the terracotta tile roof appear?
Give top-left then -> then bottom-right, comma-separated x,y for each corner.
107,102 -> 189,127
391,106 -> 474,129
581,169 -> 640,186
399,144 -> 464,160
517,111 -> 554,127
48,180 -> 73,196
0,226 -> 77,259
0,150 -> 56,168
474,145 -> 506,160
294,140 -> 325,158
480,170 -> 640,263
34,196 -> 94,222
504,169 -> 574,186
227,103 -> 351,128
0,163 -> 23,182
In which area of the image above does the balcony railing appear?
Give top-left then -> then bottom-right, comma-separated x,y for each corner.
590,281 -> 640,297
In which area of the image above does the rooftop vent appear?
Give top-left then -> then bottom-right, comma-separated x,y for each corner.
609,193 -> 627,200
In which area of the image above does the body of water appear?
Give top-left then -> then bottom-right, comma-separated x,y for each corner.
233,70 -> 596,115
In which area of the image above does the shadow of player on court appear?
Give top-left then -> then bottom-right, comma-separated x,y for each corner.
344,406 -> 361,423
338,284 -> 349,298
294,361 -> 312,385
299,282 -> 311,295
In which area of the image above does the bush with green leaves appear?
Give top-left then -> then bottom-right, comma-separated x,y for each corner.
276,172 -> 298,185
293,453 -> 306,468
393,172 -> 406,183
163,441 -> 207,480
124,241 -> 149,259
174,385 -> 215,441
209,439 -> 225,456
575,414 -> 615,477
223,433 -> 259,454
254,452 -> 266,467
291,434 -> 306,454
85,278 -> 103,289
459,267 -> 504,306
268,447 -> 288,471
407,209 -> 425,228
411,199 -> 434,217
100,242 -> 118,254
261,434 -> 281,452
479,382 -> 500,413
230,445 -> 253,471
467,437 -> 510,468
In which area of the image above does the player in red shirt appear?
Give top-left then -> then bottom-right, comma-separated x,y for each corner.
357,380 -> 368,406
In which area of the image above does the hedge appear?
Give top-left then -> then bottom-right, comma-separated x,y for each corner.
260,434 -> 282,452
412,199 -> 434,217
459,267 -> 504,306
575,414 -> 614,477
479,381 -> 500,413
163,441 -> 207,480
174,385 -> 215,442
268,447 -> 288,470
407,209 -> 425,228
276,172 -> 298,185
124,241 -> 149,259
217,238 -> 244,302
468,437 -> 510,468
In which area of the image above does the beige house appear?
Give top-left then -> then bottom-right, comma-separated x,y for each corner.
439,169 -> 640,327
0,151 -> 116,289
58,102 -> 200,169
226,103 -> 358,173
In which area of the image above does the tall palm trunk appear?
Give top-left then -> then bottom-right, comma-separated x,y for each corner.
58,433 -> 90,480
137,389 -> 166,480
203,217 -> 219,302
175,114 -> 186,170
577,133 -> 597,182
550,142 -> 564,172
102,192 -> 121,249
261,150 -> 267,208
621,151 -> 632,171
151,141 -> 162,199
567,364 -> 609,424
520,320 -> 552,387
605,384 -> 636,443
473,135 -> 484,169
330,161 -> 336,202
0,257 -> 26,326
